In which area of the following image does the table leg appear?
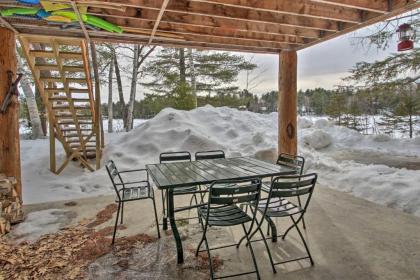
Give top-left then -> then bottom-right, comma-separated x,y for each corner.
163,189 -> 168,230
266,216 -> 278,242
168,188 -> 184,263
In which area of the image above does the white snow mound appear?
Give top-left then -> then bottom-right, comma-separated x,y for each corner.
303,129 -> 332,149
298,117 -> 313,129
20,106 -> 420,218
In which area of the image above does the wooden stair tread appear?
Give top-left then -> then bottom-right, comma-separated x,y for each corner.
29,50 -> 83,59
52,105 -> 90,109
66,139 -> 96,143
40,77 -> 87,84
49,97 -> 90,102
35,64 -> 84,72
60,128 -> 93,131
45,88 -> 89,93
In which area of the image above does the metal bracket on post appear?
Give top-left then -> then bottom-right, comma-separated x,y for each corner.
0,71 -> 22,114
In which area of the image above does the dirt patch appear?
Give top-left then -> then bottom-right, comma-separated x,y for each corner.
188,248 -> 223,272
64,201 -> 78,207
87,204 -> 118,228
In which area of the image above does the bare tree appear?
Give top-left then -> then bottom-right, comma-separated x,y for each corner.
17,52 -> 43,139
107,49 -> 114,133
245,55 -> 269,92
123,44 -> 156,131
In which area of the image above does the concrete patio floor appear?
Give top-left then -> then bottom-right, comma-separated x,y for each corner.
20,184 -> 420,280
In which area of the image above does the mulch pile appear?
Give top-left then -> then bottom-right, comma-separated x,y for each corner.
0,203 -> 223,279
0,204 -> 155,279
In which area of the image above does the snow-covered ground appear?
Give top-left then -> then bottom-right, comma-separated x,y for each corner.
20,106 -> 420,217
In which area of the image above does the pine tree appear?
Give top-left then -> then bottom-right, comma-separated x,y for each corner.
142,48 -> 256,104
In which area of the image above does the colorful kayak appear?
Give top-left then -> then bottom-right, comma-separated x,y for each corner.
0,7 -> 39,17
85,15 -> 123,33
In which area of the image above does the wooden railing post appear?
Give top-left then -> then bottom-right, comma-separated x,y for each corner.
0,27 -> 21,201
278,50 -> 297,155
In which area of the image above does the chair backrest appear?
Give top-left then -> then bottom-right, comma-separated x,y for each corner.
159,151 -> 191,163
206,178 -> 262,229
277,153 -> 305,175
195,150 -> 225,161
208,178 -> 261,206
105,160 -> 124,197
269,173 -> 317,211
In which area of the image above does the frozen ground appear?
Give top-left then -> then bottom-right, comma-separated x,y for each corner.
20,106 -> 420,217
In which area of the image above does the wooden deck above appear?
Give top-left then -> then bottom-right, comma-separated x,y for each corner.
0,0 -> 419,53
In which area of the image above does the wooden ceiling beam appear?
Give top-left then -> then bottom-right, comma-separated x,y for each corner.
87,13 -> 313,44
123,22 -> 312,45
99,0 -> 345,31
298,0 -> 420,50
189,0 -> 365,23
93,9 -> 328,39
14,24 -> 288,51
309,0 -> 388,13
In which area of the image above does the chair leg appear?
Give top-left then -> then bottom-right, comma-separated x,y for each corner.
255,219 -> 276,273
282,216 -> 296,240
120,202 -> 124,224
112,202 -> 121,245
196,218 -> 207,257
297,195 -> 306,229
152,195 -> 161,238
241,223 -> 261,280
204,234 -> 215,280
161,190 -> 166,215
291,216 -> 314,266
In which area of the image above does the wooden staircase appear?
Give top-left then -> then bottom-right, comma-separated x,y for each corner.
19,35 -> 102,174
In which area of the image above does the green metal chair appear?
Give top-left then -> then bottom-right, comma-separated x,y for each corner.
196,178 -> 264,280
159,151 -> 206,224
241,173 -> 317,273
195,150 -> 225,161
105,160 -> 160,244
263,153 -> 307,231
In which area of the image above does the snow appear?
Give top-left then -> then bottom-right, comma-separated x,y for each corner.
11,209 -> 74,243
19,105 -> 420,217
302,130 -> 332,149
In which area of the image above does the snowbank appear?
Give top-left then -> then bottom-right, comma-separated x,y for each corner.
20,106 -> 420,218
302,130 -> 332,149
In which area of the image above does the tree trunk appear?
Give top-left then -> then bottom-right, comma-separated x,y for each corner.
0,27 -> 21,200
188,48 -> 197,108
179,48 -> 186,84
126,45 -> 140,131
17,56 -> 43,139
108,54 -> 114,133
409,114 -> 413,138
114,51 -> 126,127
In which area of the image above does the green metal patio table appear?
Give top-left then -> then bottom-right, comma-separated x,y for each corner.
146,156 -> 295,264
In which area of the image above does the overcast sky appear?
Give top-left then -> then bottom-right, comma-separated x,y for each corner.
237,29 -> 395,95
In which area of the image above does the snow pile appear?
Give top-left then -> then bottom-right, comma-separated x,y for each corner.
302,130 -> 332,149
298,117 -> 313,129
20,106 -> 420,217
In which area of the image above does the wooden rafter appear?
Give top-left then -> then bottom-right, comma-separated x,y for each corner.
148,0 -> 170,44
0,0 -> 418,53
309,0 -> 389,13
190,0 -> 364,23
0,17 -> 18,34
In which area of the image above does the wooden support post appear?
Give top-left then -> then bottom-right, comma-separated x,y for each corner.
278,50 -> 297,155
89,42 -> 102,169
0,28 -> 21,201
